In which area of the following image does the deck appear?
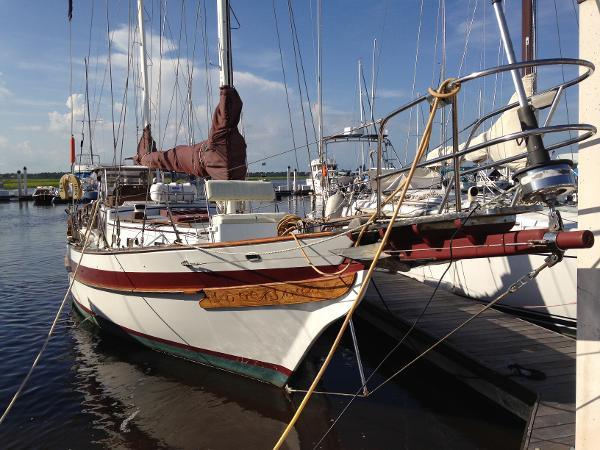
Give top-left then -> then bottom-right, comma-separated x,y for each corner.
358,271 -> 575,450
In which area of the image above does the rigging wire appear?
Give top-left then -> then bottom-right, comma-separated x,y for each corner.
286,0 -> 316,167
272,0 -> 299,171
403,0 -> 425,166
313,253 -> 556,448
310,205 -> 481,449
106,0 -> 118,165
288,0 -> 318,143
69,1 -> 74,146
273,78 -> 461,449
202,0 -> 214,137
0,200 -> 102,426
552,0 -> 574,160
570,0 -> 578,26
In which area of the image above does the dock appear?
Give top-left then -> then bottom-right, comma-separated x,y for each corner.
359,271 -> 575,450
275,186 -> 313,198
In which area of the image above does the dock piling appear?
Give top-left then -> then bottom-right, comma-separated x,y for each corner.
16,170 -> 22,198
576,2 -> 600,448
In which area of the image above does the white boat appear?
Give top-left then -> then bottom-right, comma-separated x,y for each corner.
305,157 -> 353,195
66,1 -> 366,387
32,186 -> 56,205
404,208 -> 578,329
68,170 -> 365,386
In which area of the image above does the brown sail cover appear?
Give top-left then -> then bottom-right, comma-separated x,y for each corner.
134,86 -> 247,180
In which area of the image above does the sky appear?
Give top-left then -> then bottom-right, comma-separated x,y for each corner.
0,0 -> 581,174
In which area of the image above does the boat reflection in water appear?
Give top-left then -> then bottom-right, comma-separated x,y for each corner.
70,309 -> 341,449
69,308 -> 524,450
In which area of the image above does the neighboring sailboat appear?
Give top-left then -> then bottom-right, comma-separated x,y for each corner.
402,0 -> 583,329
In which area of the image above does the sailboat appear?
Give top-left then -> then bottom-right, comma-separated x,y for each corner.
66,0 -> 367,387
400,0 -> 584,329
327,0 -> 590,330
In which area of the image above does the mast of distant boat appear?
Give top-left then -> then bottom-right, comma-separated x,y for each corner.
317,0 -> 325,198
358,59 -> 365,173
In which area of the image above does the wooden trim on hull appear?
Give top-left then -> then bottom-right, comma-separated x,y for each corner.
70,260 -> 363,294
201,273 -> 357,308
71,298 -> 293,386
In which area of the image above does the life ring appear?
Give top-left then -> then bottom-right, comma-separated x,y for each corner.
321,164 -> 328,178
59,173 -> 83,200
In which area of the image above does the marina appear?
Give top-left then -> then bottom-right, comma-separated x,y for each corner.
1,0 -> 599,449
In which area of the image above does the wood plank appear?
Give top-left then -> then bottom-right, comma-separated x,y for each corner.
363,271 -> 576,450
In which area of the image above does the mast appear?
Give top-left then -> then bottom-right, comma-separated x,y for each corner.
137,0 -> 150,128
358,59 -> 365,171
521,0 -> 535,77
217,0 -> 233,87
317,0 -> 323,164
370,39 -> 377,125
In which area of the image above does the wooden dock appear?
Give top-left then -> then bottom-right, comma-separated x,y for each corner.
358,271 -> 575,450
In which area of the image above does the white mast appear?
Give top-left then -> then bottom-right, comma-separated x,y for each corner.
317,0 -> 323,165
137,0 -> 151,128
358,59 -> 365,171
370,38 -> 377,124
217,0 -> 233,87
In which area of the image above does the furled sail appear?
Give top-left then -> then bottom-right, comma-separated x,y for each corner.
134,86 -> 247,180
426,73 -> 535,171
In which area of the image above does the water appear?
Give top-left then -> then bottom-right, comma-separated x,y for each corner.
0,200 -> 524,449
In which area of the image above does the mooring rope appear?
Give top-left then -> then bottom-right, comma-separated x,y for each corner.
290,233 -> 353,277
310,253 -> 557,448
0,200 -> 101,425
273,78 -> 460,449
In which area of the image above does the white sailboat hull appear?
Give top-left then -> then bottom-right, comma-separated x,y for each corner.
67,234 -> 366,386
404,210 -> 579,327
404,251 -> 576,327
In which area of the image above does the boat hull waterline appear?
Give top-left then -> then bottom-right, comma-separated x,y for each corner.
67,235 -> 366,386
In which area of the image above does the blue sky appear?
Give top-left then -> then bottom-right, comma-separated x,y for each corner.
0,0 -> 580,173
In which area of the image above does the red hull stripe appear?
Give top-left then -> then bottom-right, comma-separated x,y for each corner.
71,261 -> 363,292
72,298 -> 293,376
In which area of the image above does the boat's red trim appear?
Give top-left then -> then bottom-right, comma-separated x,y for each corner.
72,298 -> 293,376
71,261 -> 363,293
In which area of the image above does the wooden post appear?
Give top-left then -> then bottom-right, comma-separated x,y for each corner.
292,169 -> 297,193
22,166 -> 27,196
16,170 -> 22,198
576,1 -> 600,447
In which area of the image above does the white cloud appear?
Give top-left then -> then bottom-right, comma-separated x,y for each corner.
0,83 -> 11,98
235,71 -> 285,92
13,125 -> 44,132
237,50 -> 281,73
377,88 -> 406,100
48,93 -> 85,132
110,25 -> 177,58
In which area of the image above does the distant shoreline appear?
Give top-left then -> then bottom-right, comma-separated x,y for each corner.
0,174 -> 303,189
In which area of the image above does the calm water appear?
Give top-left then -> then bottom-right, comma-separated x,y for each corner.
0,200 -> 524,449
